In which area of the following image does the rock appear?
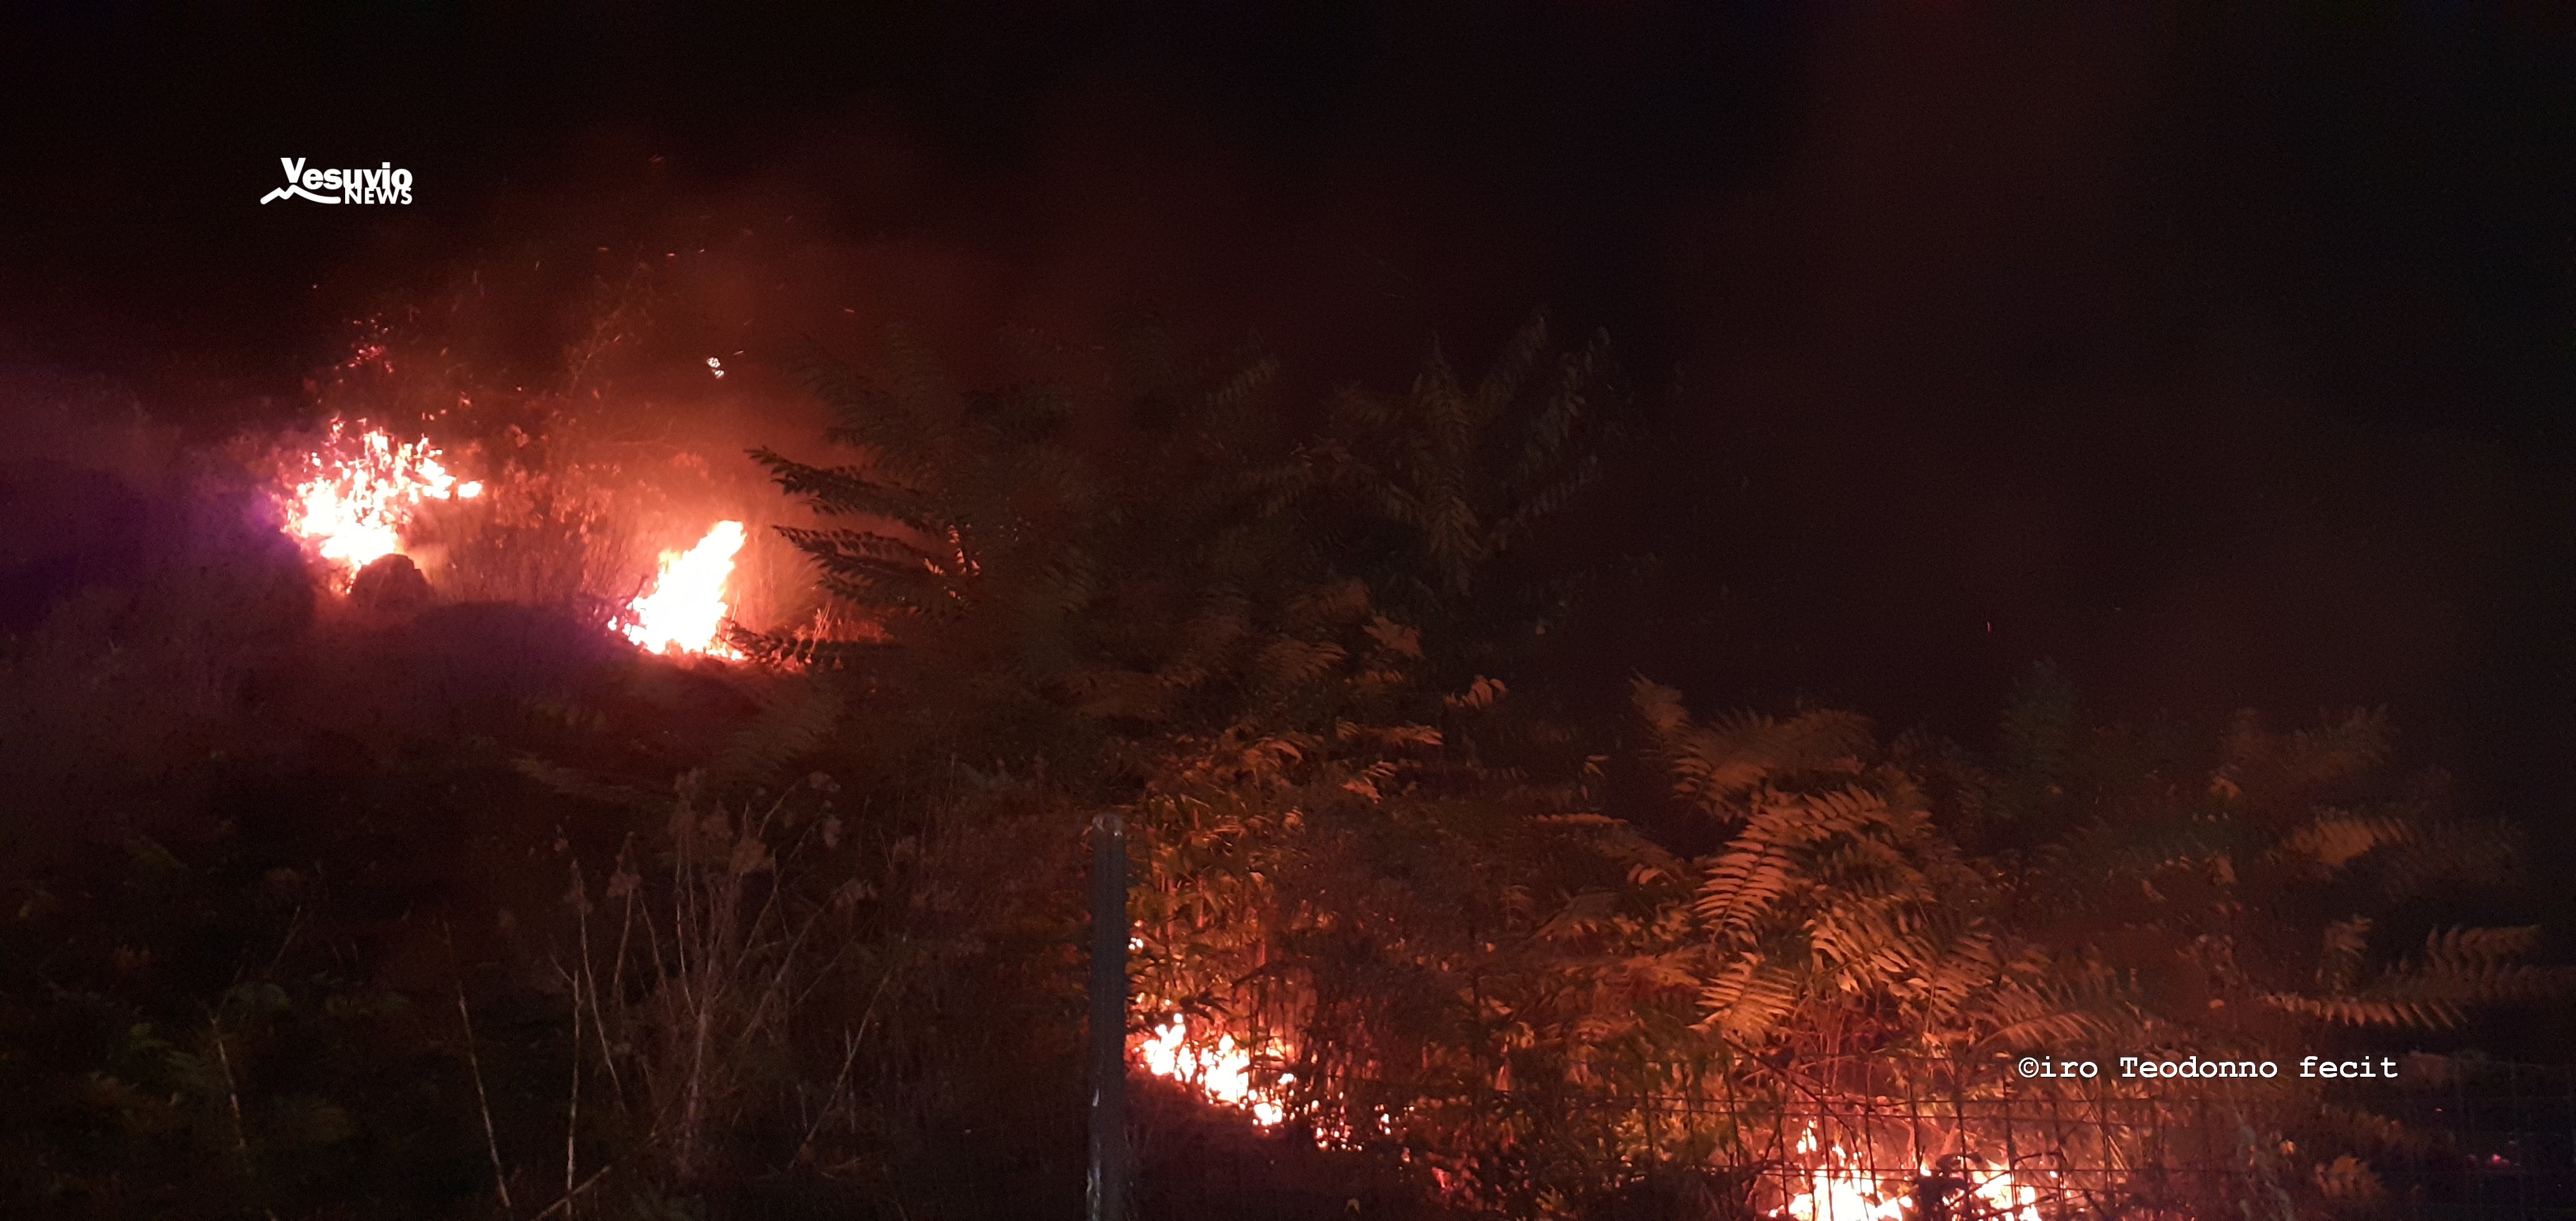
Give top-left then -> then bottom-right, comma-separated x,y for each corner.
349,552 -> 432,614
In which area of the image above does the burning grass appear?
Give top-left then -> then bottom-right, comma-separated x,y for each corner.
248,411 -> 782,662
1136,1016 -> 1294,1128
618,520 -> 749,657
270,417 -> 482,575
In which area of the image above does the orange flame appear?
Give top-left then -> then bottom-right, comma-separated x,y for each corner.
1781,1129 -> 1911,1221
620,521 -> 747,657
1776,1127 -> 2046,1221
1136,1017 -> 1290,1127
276,419 -> 481,571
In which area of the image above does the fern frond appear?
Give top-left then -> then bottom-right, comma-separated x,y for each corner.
1538,888 -> 1623,941
1692,845 -> 1800,943
2373,819 -> 2522,896
2220,707 -> 2393,800
1696,956 -> 1801,1042
1056,668 -> 1173,722
1994,662 -> 2079,821
2318,916 -> 2373,992
1254,638 -> 1348,692
2263,929 -> 2570,1029
1473,313 -> 1550,428
2282,813 -> 2415,871
2421,924 -> 2541,966
1973,961 -> 2130,1051
751,449 -> 936,529
2260,994 -> 2464,1030
1632,680 -> 1873,810
712,681 -> 847,790
512,757 -> 659,811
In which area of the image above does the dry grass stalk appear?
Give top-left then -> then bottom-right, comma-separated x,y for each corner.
555,785 -> 874,1191
447,921 -> 517,1217
208,1009 -> 252,1167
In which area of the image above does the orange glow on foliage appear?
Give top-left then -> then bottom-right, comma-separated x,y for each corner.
620,520 -> 747,657
276,419 -> 480,571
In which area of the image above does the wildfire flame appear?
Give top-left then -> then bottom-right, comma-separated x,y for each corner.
620,521 -> 747,657
1131,1025 -> 2046,1217
1777,1127 -> 2045,1221
275,419 -> 481,570
1136,1017 -> 1290,1127
1782,1125 -> 1911,1221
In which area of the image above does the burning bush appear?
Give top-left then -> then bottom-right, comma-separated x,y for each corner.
266,417 -> 484,577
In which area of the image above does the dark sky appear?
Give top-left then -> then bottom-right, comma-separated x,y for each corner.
2,4 -> 2573,845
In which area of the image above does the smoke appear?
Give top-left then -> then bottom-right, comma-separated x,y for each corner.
0,5 -> 2567,823
1637,7 -> 2550,813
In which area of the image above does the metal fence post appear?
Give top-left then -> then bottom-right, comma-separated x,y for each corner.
1089,813 -> 1130,1221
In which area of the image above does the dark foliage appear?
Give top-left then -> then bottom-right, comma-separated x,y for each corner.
0,315 -> 2563,1220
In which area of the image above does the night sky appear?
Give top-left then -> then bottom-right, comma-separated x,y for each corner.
3,5 -> 2572,852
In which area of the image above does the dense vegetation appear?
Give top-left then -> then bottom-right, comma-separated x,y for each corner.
0,317 -> 2564,1219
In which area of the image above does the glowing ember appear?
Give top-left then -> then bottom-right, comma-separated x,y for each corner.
619,521 -> 747,657
275,419 -> 481,571
1136,1017 -> 1289,1127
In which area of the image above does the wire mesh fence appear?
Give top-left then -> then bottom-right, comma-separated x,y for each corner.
1133,1054 -> 2576,1220
1661,1054 -> 2576,1220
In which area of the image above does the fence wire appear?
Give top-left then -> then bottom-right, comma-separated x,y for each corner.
1649,1056 -> 2575,1220
1136,1056 -> 2576,1220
